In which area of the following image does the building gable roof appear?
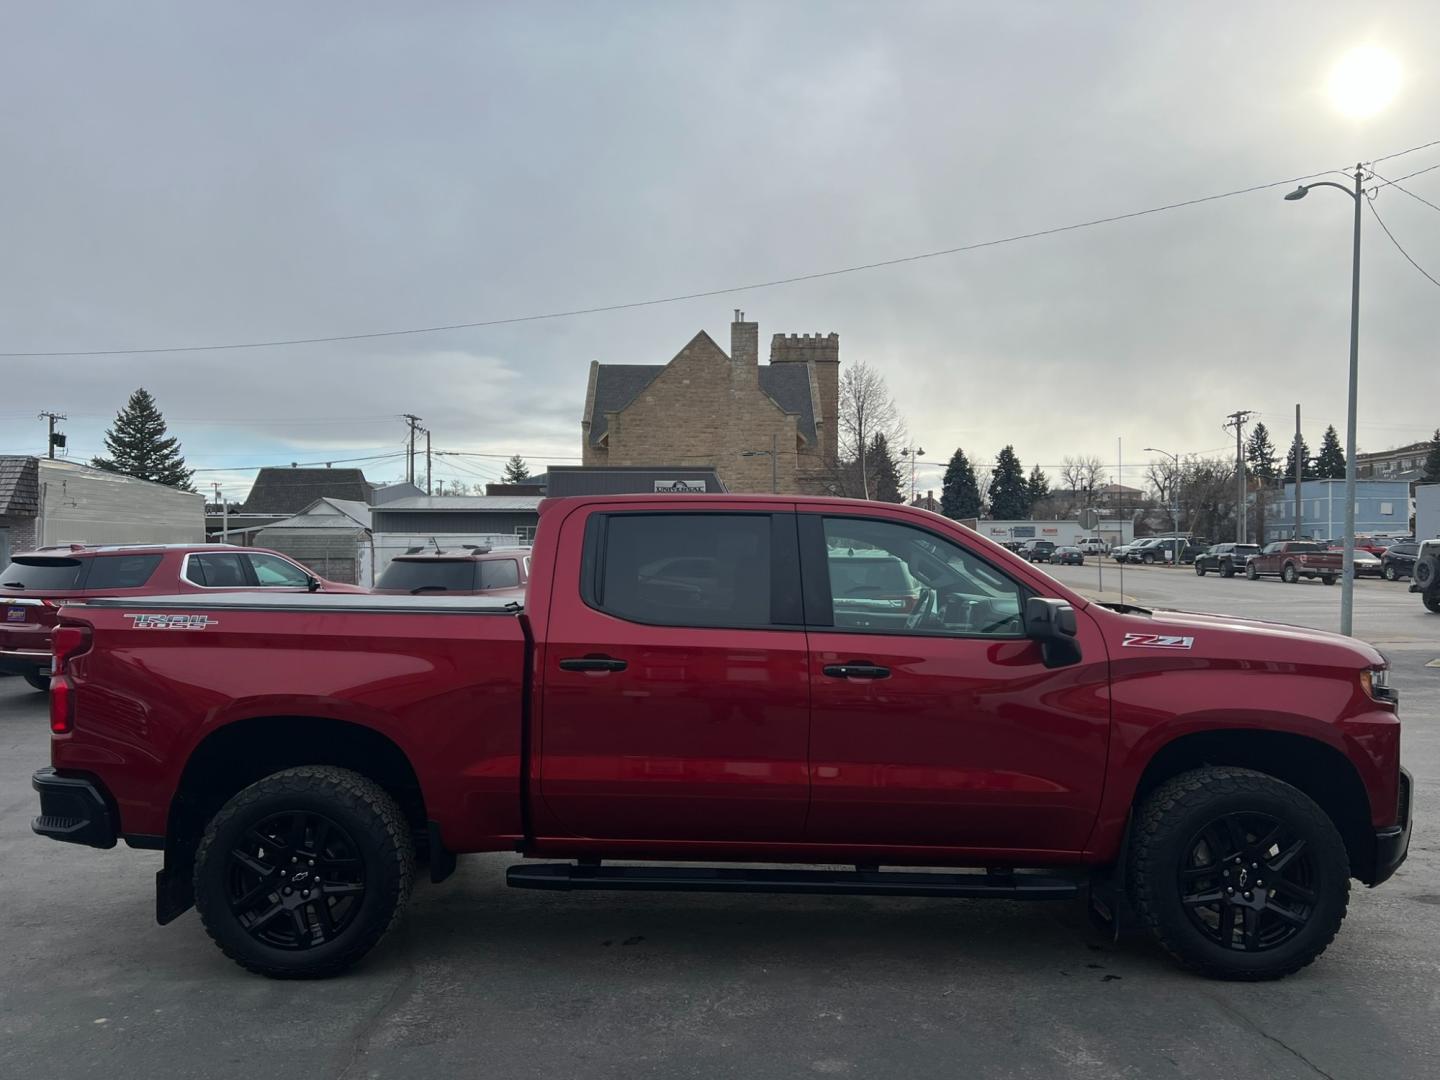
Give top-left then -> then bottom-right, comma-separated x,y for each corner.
757,364 -> 817,444
241,468 -> 373,515
0,455 -> 41,517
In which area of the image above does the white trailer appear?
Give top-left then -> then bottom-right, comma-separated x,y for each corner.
967,519 -> 1135,549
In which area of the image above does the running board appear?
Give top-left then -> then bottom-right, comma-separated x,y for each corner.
505,863 -> 1080,900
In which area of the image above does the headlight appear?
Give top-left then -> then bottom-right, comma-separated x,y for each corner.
1361,667 -> 1398,704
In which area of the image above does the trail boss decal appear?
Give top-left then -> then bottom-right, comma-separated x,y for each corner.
1122,632 -> 1195,650
125,614 -> 219,630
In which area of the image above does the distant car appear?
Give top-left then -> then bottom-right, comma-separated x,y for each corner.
1018,539 -> 1057,563
1125,538 -> 1167,564
1053,546 -> 1084,566
1076,537 -> 1108,555
1110,542 -> 1137,562
1193,542 -> 1260,578
1381,541 -> 1421,582
1326,543 -> 1384,578
0,543 -> 361,690
372,545 -> 531,595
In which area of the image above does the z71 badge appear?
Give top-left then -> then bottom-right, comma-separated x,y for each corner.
125,614 -> 219,630
1122,632 -> 1194,650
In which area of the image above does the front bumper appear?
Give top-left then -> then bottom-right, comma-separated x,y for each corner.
32,767 -> 117,849
1367,767 -> 1412,887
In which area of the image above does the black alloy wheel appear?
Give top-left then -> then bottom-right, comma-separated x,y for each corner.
1177,811 -> 1316,954
226,810 -> 367,950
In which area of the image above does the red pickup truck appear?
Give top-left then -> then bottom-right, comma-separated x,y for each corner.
32,496 -> 1411,982
1244,541 -> 1343,585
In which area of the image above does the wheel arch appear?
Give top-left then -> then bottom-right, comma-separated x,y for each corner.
1130,729 -> 1376,883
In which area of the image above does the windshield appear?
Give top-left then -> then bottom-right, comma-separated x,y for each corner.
376,559 -> 476,592
0,557 -> 85,590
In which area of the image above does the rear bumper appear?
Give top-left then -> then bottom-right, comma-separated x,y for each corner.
1366,767 -> 1412,887
0,648 -> 50,677
32,767 -> 117,849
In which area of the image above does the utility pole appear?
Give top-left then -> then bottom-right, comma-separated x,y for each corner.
1224,410 -> 1254,543
211,482 -> 228,542
425,428 -> 433,496
402,414 -> 423,485
901,446 -> 925,504
1294,404 -> 1303,541
38,411 -> 67,459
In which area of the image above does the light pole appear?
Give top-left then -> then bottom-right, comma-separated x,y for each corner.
1145,447 -> 1181,565
901,446 -> 925,504
1284,164 -> 1364,636
740,433 -> 779,493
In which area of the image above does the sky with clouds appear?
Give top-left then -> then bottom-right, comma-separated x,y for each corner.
3,1 -> 1437,499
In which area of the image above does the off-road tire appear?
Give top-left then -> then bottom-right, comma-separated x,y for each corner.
194,766 -> 415,979
1282,563 -> 1299,584
1423,590 -> 1439,614
22,671 -> 49,692
1128,767 -> 1349,981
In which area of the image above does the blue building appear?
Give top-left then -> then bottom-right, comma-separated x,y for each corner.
1266,479 -> 1412,542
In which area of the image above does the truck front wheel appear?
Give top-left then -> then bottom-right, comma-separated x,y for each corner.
193,766 -> 415,979
1127,767 -> 1349,980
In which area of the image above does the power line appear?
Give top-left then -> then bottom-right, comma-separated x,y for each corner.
1371,137 -> 1440,165
1367,199 -> 1440,289
1369,168 -> 1440,216
6,148 -> 1433,359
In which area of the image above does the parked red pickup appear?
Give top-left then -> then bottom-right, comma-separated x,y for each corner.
1244,541 -> 1343,585
1,543 -> 362,689
33,496 -> 1410,982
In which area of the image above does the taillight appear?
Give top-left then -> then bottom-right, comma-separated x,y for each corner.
49,622 -> 92,736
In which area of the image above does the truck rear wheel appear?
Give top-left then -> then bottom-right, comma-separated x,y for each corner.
1424,590 -> 1439,614
1321,575 -> 1336,586
193,766 -> 415,979
1281,564 -> 1299,584
1128,767 -> 1349,981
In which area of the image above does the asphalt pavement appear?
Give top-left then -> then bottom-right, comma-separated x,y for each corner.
1,566 -> 1436,1080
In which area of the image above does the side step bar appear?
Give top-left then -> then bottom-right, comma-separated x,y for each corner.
506,863 -> 1080,900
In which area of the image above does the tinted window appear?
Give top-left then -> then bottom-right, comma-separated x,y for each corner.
1394,543 -> 1418,556
822,517 -> 1024,636
597,514 -> 771,627
0,557 -> 84,590
248,553 -> 311,587
187,553 -> 250,587
85,554 -> 162,589
479,559 -> 521,589
376,559 -> 476,592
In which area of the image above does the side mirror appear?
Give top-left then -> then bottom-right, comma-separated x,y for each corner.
1023,597 -> 1081,668
306,574 -> 322,593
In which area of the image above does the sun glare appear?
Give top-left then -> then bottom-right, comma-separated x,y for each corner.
1327,45 -> 1401,118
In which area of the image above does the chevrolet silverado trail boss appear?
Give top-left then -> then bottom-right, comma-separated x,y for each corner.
32,496 -> 1411,981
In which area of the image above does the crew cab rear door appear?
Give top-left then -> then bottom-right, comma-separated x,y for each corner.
535,504 -> 810,841
798,510 -> 1111,855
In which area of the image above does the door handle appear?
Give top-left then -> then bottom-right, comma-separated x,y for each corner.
823,663 -> 890,680
559,655 -> 628,673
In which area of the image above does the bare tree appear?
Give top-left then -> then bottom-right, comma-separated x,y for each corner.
1060,455 -> 1108,495
838,361 -> 904,499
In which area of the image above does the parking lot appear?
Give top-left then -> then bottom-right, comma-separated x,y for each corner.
1,568 -> 1436,1080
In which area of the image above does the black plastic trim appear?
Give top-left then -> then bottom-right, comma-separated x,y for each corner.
1367,767 -> 1412,887
427,821 -> 458,884
123,833 -> 165,850
31,767 -> 117,849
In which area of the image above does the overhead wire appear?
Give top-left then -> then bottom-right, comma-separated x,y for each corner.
1366,198 -> 1440,289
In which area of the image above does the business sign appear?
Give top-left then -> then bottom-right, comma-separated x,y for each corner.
653,480 -> 707,494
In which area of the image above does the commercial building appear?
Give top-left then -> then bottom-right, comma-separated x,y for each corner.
1269,479 -> 1412,541
1356,441 -> 1431,482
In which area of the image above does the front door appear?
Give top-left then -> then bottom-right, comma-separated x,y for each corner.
536,506 -> 810,842
801,512 -> 1111,856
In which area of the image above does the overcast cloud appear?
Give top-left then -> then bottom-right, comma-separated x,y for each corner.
2,2 -> 1437,499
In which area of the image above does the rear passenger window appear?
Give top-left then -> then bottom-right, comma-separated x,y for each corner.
593,514 -> 773,628
479,560 -> 520,589
85,555 -> 162,589
186,553 -> 249,587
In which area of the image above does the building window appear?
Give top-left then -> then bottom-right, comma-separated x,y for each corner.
1380,502 -> 1394,516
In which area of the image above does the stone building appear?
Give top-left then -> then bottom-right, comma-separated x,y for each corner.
581,313 -> 840,494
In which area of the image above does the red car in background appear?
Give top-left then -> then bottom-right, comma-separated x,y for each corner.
0,543 -> 361,689
370,545 -> 530,596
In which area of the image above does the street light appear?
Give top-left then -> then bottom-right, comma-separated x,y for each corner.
900,446 -> 925,504
1144,447 -> 1181,566
741,433 -> 779,493
1284,164 -> 1364,636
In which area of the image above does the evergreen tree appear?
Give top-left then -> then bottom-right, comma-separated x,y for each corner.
91,388 -> 193,490
1026,465 -> 1050,504
939,447 -> 982,520
1245,422 -> 1279,481
502,454 -> 531,483
865,433 -> 905,503
1314,425 -> 1346,479
1421,429 -> 1440,484
1284,432 -> 1313,483
988,445 -> 1031,519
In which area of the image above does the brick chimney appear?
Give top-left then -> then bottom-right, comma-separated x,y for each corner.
730,310 -> 758,390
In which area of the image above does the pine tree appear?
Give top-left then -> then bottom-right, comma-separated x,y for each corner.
1421,429 -> 1440,484
1027,465 -> 1050,504
91,388 -> 193,490
939,448 -> 982,520
865,433 -> 905,503
988,445 -> 1031,519
1314,425 -> 1346,479
1284,432 -> 1313,483
502,454 -> 531,483
1245,422 -> 1279,481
